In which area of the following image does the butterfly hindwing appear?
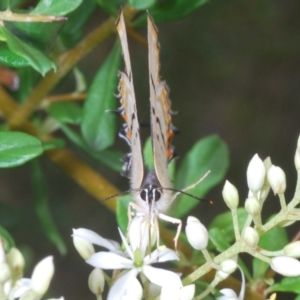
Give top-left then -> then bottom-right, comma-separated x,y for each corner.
116,12 -> 144,190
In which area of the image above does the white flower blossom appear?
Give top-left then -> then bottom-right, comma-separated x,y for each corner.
86,228 -> 181,300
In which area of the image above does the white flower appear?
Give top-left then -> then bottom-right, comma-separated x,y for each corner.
86,228 -> 181,300
31,256 -> 54,295
222,181 -> 239,209
217,265 -> 245,300
271,256 -> 300,276
267,165 -> 286,195
185,216 -> 208,250
247,154 -> 266,192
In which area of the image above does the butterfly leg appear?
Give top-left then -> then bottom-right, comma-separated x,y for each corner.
158,213 -> 182,254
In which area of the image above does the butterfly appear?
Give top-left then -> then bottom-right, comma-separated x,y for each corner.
115,11 -> 182,250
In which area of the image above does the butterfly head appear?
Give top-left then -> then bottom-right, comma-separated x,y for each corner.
140,184 -> 162,202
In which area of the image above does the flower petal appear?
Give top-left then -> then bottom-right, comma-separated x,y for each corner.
107,269 -> 139,300
73,228 -> 120,251
217,288 -> 238,300
142,265 -> 182,288
12,278 -> 31,298
87,252 -> 133,269
145,248 -> 179,264
118,228 -> 133,260
180,284 -> 195,300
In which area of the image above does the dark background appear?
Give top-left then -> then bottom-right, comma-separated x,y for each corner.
1,0 -> 300,299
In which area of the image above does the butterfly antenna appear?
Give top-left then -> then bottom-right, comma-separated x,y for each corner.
102,189 -> 133,202
163,188 -> 213,204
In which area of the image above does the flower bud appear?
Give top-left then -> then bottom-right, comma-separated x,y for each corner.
267,165 -> 286,195
245,197 -> 260,216
243,227 -> 259,248
283,242 -> 300,258
6,248 -> 25,280
185,216 -> 208,250
247,154 -> 266,192
31,256 -> 54,295
88,268 -> 105,295
73,232 -> 95,260
271,256 -> 300,276
219,259 -> 238,274
222,180 -> 239,209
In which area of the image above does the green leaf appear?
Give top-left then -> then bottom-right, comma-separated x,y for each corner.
116,195 -> 131,232
60,0 -> 96,48
0,226 -> 15,251
81,42 -> 121,151
31,0 -> 82,16
48,102 -> 82,125
0,45 -> 30,68
0,132 -> 43,168
30,160 -> 67,255
0,26 -> 57,75
253,222 -> 288,279
129,0 -> 156,10
96,0 -> 125,15
133,0 -> 209,26
209,208 -> 248,243
270,276 -> 300,294
59,123 -> 122,172
172,135 -> 229,218
208,227 -> 231,252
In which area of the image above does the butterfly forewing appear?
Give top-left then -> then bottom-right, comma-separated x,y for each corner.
116,13 -> 144,190
147,14 -> 176,189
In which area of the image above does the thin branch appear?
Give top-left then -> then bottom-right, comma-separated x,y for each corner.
0,10 -> 66,22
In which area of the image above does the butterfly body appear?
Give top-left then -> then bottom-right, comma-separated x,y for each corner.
116,11 -> 181,249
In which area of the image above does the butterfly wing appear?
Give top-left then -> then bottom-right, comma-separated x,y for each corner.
148,14 -> 176,189
116,12 -> 144,190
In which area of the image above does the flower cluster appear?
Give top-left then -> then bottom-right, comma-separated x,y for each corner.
73,216 -> 195,300
0,242 -> 63,300
72,136 -> 300,299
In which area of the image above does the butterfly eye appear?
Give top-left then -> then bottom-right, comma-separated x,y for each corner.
140,189 -> 147,201
154,190 -> 161,201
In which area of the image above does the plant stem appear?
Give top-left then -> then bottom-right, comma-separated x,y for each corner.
0,10 -> 66,22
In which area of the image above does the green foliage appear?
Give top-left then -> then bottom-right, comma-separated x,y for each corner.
81,42 -> 121,151
209,208 -> 248,243
0,132 -> 43,168
133,0 -> 209,26
0,25 -> 57,75
172,135 -> 229,218
30,160 -> 67,254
